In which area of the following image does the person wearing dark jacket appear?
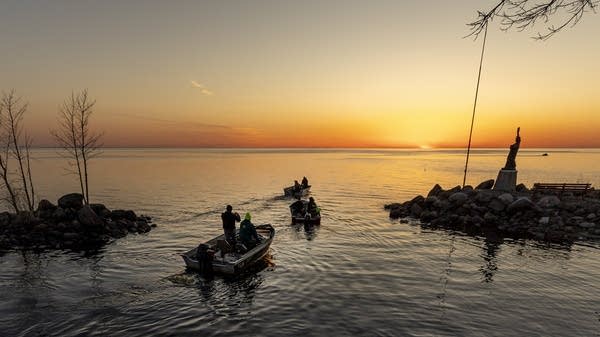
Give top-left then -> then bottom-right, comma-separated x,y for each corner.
239,212 -> 260,249
307,197 -> 319,216
301,176 -> 309,188
294,180 -> 301,192
221,205 -> 241,246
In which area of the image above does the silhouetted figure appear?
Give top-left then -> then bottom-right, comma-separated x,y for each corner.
239,213 -> 260,250
503,127 -> 521,170
294,180 -> 301,192
221,205 -> 240,246
307,197 -> 318,216
290,198 -> 305,216
301,176 -> 309,188
195,243 -> 214,277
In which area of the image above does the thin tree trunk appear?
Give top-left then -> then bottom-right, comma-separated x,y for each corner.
24,138 -> 35,210
0,154 -> 19,212
6,97 -> 32,211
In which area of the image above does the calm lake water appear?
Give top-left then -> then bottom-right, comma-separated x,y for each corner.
1,148 -> 599,336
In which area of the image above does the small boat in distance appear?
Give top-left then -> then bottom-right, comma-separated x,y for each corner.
542,153 -> 549,156
283,185 -> 311,197
181,224 -> 275,275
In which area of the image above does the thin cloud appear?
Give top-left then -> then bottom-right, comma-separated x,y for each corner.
190,80 -> 214,96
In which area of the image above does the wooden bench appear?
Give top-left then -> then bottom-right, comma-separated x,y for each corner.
532,183 -> 591,195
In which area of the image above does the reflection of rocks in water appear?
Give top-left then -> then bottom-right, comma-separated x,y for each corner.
479,230 -> 501,283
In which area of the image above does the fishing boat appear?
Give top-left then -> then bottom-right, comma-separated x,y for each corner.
181,224 -> 275,275
289,200 -> 321,225
283,185 -> 311,197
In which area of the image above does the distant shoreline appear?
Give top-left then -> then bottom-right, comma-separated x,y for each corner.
25,147 -> 600,150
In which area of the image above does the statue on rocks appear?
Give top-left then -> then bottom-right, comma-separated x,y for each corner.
503,127 -> 521,170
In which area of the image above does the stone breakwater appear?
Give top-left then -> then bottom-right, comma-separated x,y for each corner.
385,180 -> 600,243
0,193 -> 154,251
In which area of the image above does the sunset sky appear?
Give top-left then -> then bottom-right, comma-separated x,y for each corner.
1,0 -> 599,148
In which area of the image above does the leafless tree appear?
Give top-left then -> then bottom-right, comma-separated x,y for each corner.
0,90 -> 36,212
468,0 -> 599,40
51,90 -> 102,205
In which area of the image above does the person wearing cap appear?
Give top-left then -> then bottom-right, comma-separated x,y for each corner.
221,205 -> 241,246
239,212 -> 260,249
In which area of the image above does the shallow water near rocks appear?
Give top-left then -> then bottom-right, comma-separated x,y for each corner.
1,148 -> 599,336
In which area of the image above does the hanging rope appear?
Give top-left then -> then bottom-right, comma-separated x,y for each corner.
462,24 -> 489,188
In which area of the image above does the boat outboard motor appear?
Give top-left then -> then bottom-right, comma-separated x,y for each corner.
196,244 -> 214,276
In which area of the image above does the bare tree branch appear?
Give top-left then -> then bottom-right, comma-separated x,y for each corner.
0,90 -> 36,211
51,89 -> 103,204
468,0 -> 599,40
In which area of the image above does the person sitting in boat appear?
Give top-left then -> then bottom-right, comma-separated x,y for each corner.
195,243 -> 214,276
293,180 -> 301,192
239,212 -> 261,250
221,205 -> 241,247
307,197 -> 319,216
290,197 -> 305,216
301,176 -> 309,188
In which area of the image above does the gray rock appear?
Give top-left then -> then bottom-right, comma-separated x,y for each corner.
578,222 -> 596,229
515,183 -> 529,193
424,196 -> 439,206
475,179 -> 495,190
537,196 -> 561,208
37,199 -> 56,212
475,190 -> 495,204
449,192 -> 468,206
498,193 -> 514,205
410,203 -> 423,217
110,210 -> 138,221
539,216 -> 550,225
488,199 -> 506,212
78,205 -> 104,228
586,213 -> 596,220
427,184 -> 443,197
58,193 -> 84,209
507,197 -> 535,213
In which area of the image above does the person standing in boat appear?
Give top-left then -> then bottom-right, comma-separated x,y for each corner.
239,212 -> 261,250
301,176 -> 309,188
221,205 -> 241,247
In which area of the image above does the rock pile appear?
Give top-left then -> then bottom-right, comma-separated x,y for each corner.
0,193 -> 154,251
385,180 -> 600,243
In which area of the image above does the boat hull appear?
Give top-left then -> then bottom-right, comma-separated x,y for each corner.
181,224 -> 275,275
283,185 -> 311,197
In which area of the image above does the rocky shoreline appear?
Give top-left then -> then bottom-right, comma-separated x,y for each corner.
385,180 -> 600,243
0,193 -> 154,252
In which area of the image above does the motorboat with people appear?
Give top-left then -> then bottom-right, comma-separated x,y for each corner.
289,198 -> 321,225
181,224 -> 275,275
283,176 -> 311,197
283,185 -> 311,198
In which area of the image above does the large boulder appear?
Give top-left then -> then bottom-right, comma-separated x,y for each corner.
427,184 -> 443,197
77,205 -> 104,229
507,197 -> 536,213
488,199 -> 506,212
448,192 -> 469,206
498,193 -> 515,205
475,179 -> 495,190
58,193 -> 84,209
111,209 -> 137,221
37,199 -> 57,212
537,196 -> 561,208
